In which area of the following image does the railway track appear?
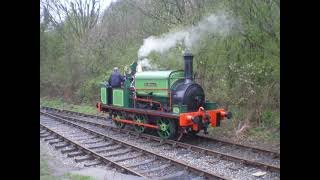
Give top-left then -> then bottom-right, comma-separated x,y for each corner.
40,106 -> 280,155
40,123 -> 146,177
41,110 -> 280,180
41,106 -> 280,173
40,111 -> 232,180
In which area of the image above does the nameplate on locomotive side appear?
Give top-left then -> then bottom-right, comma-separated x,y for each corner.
144,82 -> 157,87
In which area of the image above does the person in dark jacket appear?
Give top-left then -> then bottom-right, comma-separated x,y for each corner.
108,67 -> 124,88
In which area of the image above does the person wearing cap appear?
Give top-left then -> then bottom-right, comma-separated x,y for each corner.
108,67 -> 124,88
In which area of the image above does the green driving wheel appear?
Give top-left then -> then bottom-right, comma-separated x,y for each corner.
113,113 -> 126,129
156,118 -> 177,139
134,115 -> 147,133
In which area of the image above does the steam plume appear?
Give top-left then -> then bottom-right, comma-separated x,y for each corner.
137,58 -> 157,72
138,11 -> 235,58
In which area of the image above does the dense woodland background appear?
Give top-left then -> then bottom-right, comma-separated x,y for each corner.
40,0 -> 279,139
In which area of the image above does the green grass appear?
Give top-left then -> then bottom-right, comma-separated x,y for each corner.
62,173 -> 95,180
247,126 -> 280,143
207,120 -> 279,147
207,106 -> 280,146
40,97 -> 98,115
40,154 -> 56,180
41,150 -> 95,180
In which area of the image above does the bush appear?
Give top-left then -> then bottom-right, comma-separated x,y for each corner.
261,110 -> 280,129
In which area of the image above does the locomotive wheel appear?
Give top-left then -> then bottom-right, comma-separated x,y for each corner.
113,113 -> 126,129
134,115 -> 147,133
156,118 -> 177,139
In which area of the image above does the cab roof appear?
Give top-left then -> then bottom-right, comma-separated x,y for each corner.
135,70 -> 183,79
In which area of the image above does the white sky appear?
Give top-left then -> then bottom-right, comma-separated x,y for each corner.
41,0 -> 118,23
100,0 -> 114,11
59,0 -> 117,11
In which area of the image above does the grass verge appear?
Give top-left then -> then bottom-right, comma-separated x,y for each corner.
40,97 -> 98,115
208,106 -> 280,149
40,149 -> 95,180
62,173 -> 95,180
40,153 -> 55,180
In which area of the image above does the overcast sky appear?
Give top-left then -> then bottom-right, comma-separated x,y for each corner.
41,0 -> 118,23
100,0 -> 115,11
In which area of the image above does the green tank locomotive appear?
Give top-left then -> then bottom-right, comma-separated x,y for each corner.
97,53 -> 232,139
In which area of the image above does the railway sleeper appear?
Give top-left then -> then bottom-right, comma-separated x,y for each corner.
125,158 -> 157,168
84,161 -> 103,167
112,153 -> 143,163
103,149 -> 132,157
61,147 -> 78,154
75,155 -> 95,163
68,134 -> 85,139
64,131 -> 81,137
95,145 -> 121,153
88,142 -> 113,150
139,163 -> 172,174
83,139 -> 104,145
40,134 -> 51,138
55,143 -> 70,149
68,151 -> 86,158
44,137 -> 58,141
49,140 -> 64,145
74,137 -> 97,142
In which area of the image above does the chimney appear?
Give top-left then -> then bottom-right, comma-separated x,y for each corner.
183,52 -> 193,84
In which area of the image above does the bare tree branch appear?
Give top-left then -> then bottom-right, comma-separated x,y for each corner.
41,0 -> 100,41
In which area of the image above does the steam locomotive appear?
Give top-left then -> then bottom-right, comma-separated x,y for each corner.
97,53 -> 232,139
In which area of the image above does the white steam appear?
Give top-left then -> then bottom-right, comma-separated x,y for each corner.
137,58 -> 157,72
138,11 -> 236,58
138,31 -> 188,58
